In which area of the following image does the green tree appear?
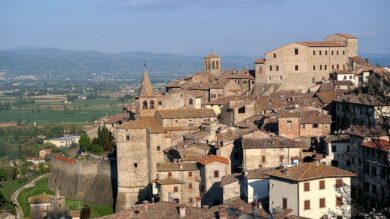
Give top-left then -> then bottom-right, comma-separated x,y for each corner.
79,134 -> 91,152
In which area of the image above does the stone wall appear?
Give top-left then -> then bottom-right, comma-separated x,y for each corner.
48,157 -> 117,208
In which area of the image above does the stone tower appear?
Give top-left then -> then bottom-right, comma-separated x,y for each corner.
139,64 -> 154,97
325,33 -> 358,58
204,52 -> 221,76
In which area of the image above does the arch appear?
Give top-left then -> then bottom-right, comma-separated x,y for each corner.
142,101 -> 148,109
189,98 -> 193,105
150,100 -> 155,109
216,60 -> 219,69
212,61 -> 215,69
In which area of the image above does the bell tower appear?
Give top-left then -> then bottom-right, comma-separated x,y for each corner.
204,51 -> 221,76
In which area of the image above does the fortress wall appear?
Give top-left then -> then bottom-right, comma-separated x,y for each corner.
48,156 -> 117,207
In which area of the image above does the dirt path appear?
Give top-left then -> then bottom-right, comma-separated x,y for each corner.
10,173 -> 49,219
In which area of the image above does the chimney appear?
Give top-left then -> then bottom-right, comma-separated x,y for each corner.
179,205 -> 186,218
219,209 -> 227,219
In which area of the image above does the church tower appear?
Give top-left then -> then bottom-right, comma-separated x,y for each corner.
139,64 -> 154,97
204,52 -> 221,76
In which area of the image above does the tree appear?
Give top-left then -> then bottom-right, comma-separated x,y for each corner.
79,133 -> 91,152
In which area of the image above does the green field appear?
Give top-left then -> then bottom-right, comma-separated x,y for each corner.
0,96 -> 129,123
0,180 -> 24,200
18,176 -> 113,218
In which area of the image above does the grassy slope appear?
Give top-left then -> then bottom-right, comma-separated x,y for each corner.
18,176 -> 113,218
0,180 -> 24,199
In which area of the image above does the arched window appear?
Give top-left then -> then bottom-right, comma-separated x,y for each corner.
143,101 -> 148,109
158,101 -> 162,106
212,61 -> 215,69
157,145 -> 161,151
216,61 -> 219,69
150,100 -> 155,109
189,98 -> 193,105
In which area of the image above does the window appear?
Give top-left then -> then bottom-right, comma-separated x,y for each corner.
168,172 -> 172,177
158,101 -> 162,106
157,145 -> 160,151
283,198 -> 287,209
320,198 -> 326,208
279,156 -> 284,163
332,65 -> 334,70
312,77 -> 315,83
262,155 -> 266,163
286,120 -> 292,128
324,65 -> 327,70
216,61 -> 219,69
343,50 -> 345,55
270,66 -> 273,71
319,50 -> 322,55
126,135 -> 130,141
372,184 -> 377,193
214,170 -> 219,178
188,172 -> 193,177
280,76 -> 283,81
304,182 -> 310,191
319,180 -> 325,189
336,196 -> 343,206
189,99 -> 193,105
320,65 -> 322,70
304,200 -> 310,210
273,53 -> 276,58
295,65 -> 299,71
238,107 -> 246,114
143,101 -> 148,109
212,61 -> 215,69
380,168 -> 385,179
150,100 -> 155,109
174,186 -> 179,193
313,50 -> 316,55
337,51 -> 339,55
295,48 -> 299,55
331,50 -> 334,55
371,167 -> 377,176
335,179 -> 343,188
189,183 -> 193,189
268,76 -> 272,81
276,66 -> 279,71
313,123 -> 318,128
134,163 -> 138,168
313,65 -> 316,70
189,198 -> 193,203
325,50 -> 328,55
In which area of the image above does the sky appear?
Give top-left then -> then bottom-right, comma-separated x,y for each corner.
0,0 -> 389,56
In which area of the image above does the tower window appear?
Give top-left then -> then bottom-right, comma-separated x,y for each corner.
157,145 -> 160,151
150,100 -> 155,109
313,50 -> 315,55
343,50 -> 345,55
320,65 -> 322,70
313,65 -> 316,70
216,61 -> 219,69
294,48 -> 299,55
189,98 -> 193,105
295,65 -> 299,71
337,51 -> 339,55
158,101 -> 162,106
325,50 -> 328,55
273,53 -> 276,58
331,50 -> 334,55
142,101 -> 148,109
126,135 -> 130,141
276,66 -> 279,71
270,66 -> 272,71
319,50 -> 322,55
134,163 -> 138,168
212,61 -> 215,69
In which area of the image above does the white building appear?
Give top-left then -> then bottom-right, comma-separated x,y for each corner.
44,135 -> 80,147
268,162 -> 355,218
243,168 -> 273,203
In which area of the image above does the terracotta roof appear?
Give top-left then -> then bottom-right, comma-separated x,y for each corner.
246,168 -> 275,179
220,173 -> 243,186
297,41 -> 345,47
334,33 -> 358,39
349,56 -> 370,66
361,139 -> 390,151
268,162 -> 355,182
157,177 -> 184,185
242,136 -> 306,149
255,58 -> 266,64
316,91 -> 337,104
28,192 -> 53,204
324,134 -> 349,143
117,116 -> 164,133
157,162 -> 199,172
157,109 -> 217,119
278,109 -> 332,124
198,154 -> 229,165
334,93 -> 386,106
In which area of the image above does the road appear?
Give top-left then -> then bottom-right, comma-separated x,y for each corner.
10,173 -> 49,219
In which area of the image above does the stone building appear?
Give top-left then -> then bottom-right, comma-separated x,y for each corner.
255,33 -> 359,94
243,168 -> 274,203
29,193 -> 53,219
268,162 -> 355,218
198,155 -> 230,205
277,108 -> 332,139
204,52 -> 221,76
242,131 -> 305,170
156,162 -> 201,206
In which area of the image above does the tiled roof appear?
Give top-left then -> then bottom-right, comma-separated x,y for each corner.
157,109 -> 217,119
268,162 -> 355,182
316,91 -> 336,104
157,177 -> 184,185
117,116 -> 164,133
242,136 -> 306,149
28,193 -> 53,204
324,134 -> 349,143
157,162 -> 199,172
334,93 -> 386,106
255,58 -> 266,64
361,139 -> 390,151
349,56 -> 370,66
220,173 -> 243,186
198,154 -> 229,165
347,125 -> 389,137
334,33 -> 358,39
278,109 -> 332,124
297,41 -> 345,47
246,168 -> 275,179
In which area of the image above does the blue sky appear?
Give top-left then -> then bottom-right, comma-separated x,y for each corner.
0,0 -> 389,56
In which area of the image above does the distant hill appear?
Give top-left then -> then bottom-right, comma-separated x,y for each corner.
0,48 -> 255,81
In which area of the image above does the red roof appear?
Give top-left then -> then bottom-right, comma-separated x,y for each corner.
361,139 -> 390,151
198,154 -> 229,165
255,58 -> 266,64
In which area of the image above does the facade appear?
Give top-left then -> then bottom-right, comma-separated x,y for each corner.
268,163 -> 355,218
255,33 -> 358,94
243,168 -> 273,203
322,135 -> 350,168
43,135 -> 80,147
242,131 -> 304,170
